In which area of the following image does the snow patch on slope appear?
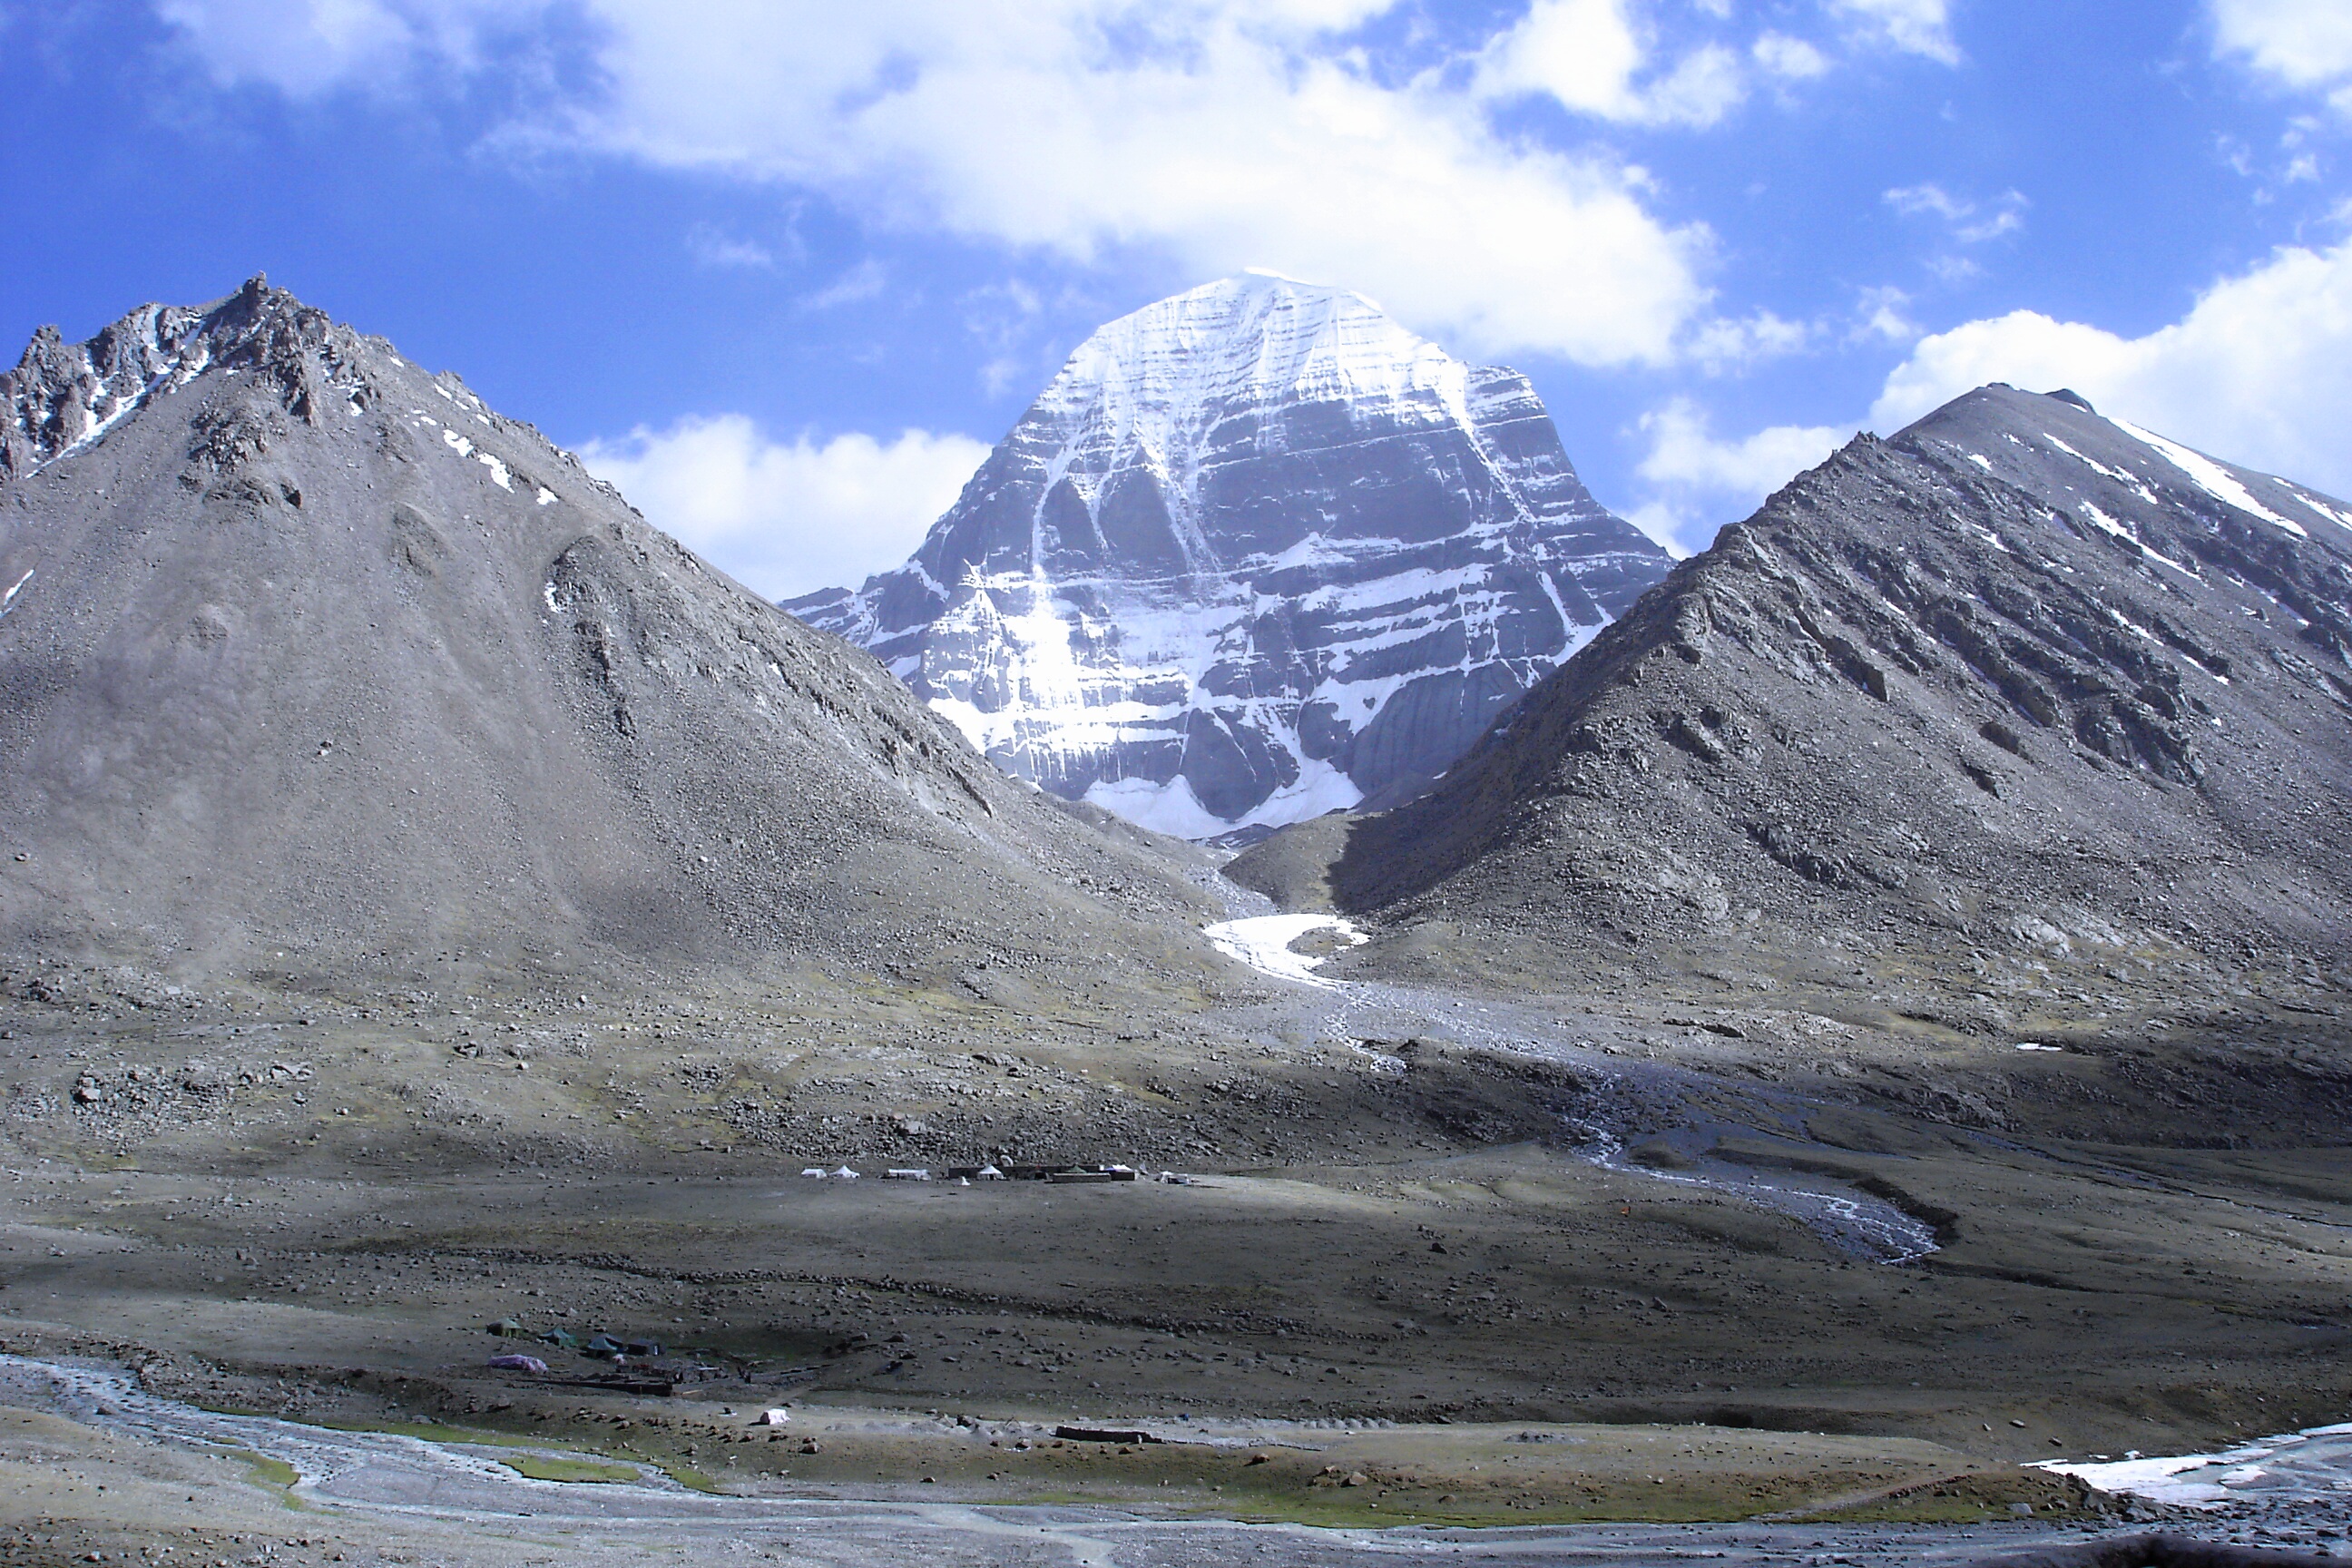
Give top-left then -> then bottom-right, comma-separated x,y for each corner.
1204,914 -> 1367,987
2112,417 -> 2308,538
1086,759 -> 1364,838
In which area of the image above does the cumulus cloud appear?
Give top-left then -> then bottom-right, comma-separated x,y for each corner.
1475,0 -> 1947,130
1639,237 -> 2352,556
1852,284 -> 1920,343
1828,0 -> 1958,64
1752,31 -> 1828,81
1868,238 -> 2352,498
153,0 -> 1715,368
2210,0 -> 2352,109
578,416 -> 990,600
1630,397 -> 1850,554
154,0 -> 534,93
1477,0 -> 1747,128
1683,309 -> 1809,373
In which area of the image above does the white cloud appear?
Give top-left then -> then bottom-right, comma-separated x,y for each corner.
1684,309 -> 1808,373
1868,238 -> 2352,498
2211,0 -> 2352,108
1641,238 -> 2352,555
1885,183 -> 2026,243
685,222 -> 774,270
800,259 -> 887,310
578,416 -> 991,600
1477,0 -> 1747,128
154,0 -> 534,92
155,0 -> 1714,368
1622,501 -> 1699,558
1852,284 -> 1919,343
1827,0 -> 1958,64
962,278 -> 1052,397
1752,31 -> 1828,80
1631,397 -> 1850,553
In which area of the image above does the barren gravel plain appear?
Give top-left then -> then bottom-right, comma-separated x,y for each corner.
0,926 -> 2347,1566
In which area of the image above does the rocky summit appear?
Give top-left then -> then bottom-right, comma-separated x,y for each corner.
788,271 -> 1670,838
1242,384 -> 2352,1003
0,278 -> 1220,988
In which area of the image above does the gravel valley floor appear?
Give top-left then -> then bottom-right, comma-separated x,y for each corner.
1,934 -> 2349,1563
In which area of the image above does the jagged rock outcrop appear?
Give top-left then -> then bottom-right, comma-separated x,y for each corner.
0,278 -> 1219,985
1240,386 -> 2352,982
789,272 -> 1670,838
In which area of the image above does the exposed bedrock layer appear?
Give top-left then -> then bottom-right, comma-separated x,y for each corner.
789,272 -> 1670,837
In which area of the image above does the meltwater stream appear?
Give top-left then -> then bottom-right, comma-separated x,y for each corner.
1564,1115 -> 1938,1264
1201,914 -> 1939,1265
11,1353 -> 2337,1566
2046,1425 -> 2352,1510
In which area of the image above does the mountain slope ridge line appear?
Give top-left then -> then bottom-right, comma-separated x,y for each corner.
1231,384 -> 2352,1006
0,275 -> 1226,996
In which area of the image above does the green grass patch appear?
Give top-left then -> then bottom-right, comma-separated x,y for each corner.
496,1455 -> 642,1485
217,1446 -> 304,1509
624,1451 -> 720,1494
235,1450 -> 299,1489
308,1413 -> 720,1493
667,1465 -> 721,1494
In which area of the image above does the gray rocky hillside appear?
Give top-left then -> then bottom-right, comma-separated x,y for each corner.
0,279 -> 1220,992
1237,385 -> 2352,997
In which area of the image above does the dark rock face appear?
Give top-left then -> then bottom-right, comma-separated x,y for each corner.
1281,385 -> 2352,978
0,279 -> 1216,982
788,273 -> 1670,838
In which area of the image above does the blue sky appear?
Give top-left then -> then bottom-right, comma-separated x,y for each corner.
5,1 -> 2351,595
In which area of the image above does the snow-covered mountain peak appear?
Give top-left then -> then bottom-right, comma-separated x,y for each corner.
789,277 -> 1671,838
1044,272 -> 1453,442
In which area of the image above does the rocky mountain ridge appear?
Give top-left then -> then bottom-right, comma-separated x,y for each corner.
789,272 -> 1671,838
0,278 -> 1221,991
1237,385 -> 2352,1000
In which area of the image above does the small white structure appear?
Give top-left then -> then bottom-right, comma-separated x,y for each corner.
800,1167 -> 827,1178
885,1168 -> 931,1181
832,1166 -> 860,1180
975,1164 -> 1005,1181
754,1407 -> 791,1426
